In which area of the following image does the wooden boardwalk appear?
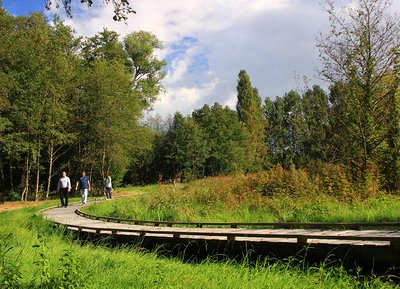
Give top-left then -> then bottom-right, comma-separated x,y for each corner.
40,201 -> 400,270
41,201 -> 400,246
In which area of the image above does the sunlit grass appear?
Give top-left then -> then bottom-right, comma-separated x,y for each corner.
84,181 -> 400,224
3,169 -> 400,287
0,197 -> 397,287
0,205 -> 397,288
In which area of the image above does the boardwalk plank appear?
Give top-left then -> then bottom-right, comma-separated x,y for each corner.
40,202 -> 400,247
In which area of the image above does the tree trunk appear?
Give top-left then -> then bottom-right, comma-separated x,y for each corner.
35,162 -> 40,201
9,162 -> 14,193
0,159 -> 4,193
21,156 -> 30,202
34,137 -> 42,201
46,143 -> 54,200
101,149 -> 106,181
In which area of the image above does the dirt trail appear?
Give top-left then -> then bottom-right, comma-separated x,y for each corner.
0,201 -> 45,212
0,190 -> 137,212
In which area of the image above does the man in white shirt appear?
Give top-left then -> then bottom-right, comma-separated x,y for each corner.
57,170 -> 71,207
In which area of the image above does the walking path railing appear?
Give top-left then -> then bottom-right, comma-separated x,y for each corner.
68,209 -> 400,246
75,209 -> 400,230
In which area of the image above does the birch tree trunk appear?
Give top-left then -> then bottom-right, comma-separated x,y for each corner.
46,143 -> 54,200
21,156 -> 30,202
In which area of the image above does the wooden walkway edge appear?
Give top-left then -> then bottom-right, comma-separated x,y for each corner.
40,201 -> 400,270
40,202 -> 400,246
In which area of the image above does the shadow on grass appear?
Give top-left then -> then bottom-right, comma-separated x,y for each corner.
61,227 -> 400,282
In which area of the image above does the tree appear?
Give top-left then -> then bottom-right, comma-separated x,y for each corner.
192,103 -> 244,175
164,112 -> 209,181
317,0 -> 400,185
302,85 -> 330,162
1,13 -> 76,201
264,91 -> 307,168
44,0 -> 135,21
236,70 -> 267,172
42,18 -> 79,200
264,96 -> 286,166
81,28 -> 128,65
72,29 -> 166,188
124,31 -> 167,110
0,7 -> 14,194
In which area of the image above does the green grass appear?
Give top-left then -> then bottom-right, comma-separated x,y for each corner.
1,199 -> 398,287
86,170 -> 400,224
83,185 -> 400,224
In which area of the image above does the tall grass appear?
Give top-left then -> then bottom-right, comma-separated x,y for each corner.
0,199 -> 398,287
84,168 -> 400,223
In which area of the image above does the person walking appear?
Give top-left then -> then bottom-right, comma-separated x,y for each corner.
57,170 -> 71,207
104,172 -> 112,199
76,170 -> 90,205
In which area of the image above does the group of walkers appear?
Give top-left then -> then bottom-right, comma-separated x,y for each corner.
57,170 -> 113,207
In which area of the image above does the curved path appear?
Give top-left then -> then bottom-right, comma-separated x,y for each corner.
41,201 -> 400,245
41,201 -> 400,269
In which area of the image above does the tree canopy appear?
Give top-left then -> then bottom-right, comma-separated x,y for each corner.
1,0 -> 400,200
0,8 -> 165,200
45,0 -> 135,21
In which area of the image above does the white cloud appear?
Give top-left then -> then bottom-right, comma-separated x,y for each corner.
49,0 -> 394,117
153,77 -> 219,116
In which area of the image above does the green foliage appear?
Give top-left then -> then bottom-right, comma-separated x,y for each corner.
0,234 -> 22,289
0,9 -> 166,198
0,201 -> 397,288
236,70 -> 267,172
85,166 -> 394,224
59,251 -> 83,289
124,31 -> 167,109
163,112 -> 210,181
192,103 -> 245,175
317,0 -> 400,188
44,0 -> 136,21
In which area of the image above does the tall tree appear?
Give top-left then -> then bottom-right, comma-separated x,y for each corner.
42,18 -> 79,199
0,7 -> 14,194
236,70 -> 267,172
75,29 -> 166,187
124,31 -> 167,110
164,112 -> 209,181
2,13 -> 75,201
264,96 -> 286,166
265,91 -> 307,168
282,90 -> 306,167
302,85 -> 330,162
317,0 -> 400,185
192,103 -> 244,175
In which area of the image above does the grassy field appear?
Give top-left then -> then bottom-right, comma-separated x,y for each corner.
0,202 -> 398,288
2,169 -> 400,288
83,173 -> 400,224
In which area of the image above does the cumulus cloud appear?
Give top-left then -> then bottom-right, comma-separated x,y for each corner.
44,0 -> 399,117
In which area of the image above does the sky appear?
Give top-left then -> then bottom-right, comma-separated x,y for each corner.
2,0 -> 400,117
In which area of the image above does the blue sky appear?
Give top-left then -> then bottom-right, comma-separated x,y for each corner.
2,0 -> 44,16
2,0 -> 399,117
